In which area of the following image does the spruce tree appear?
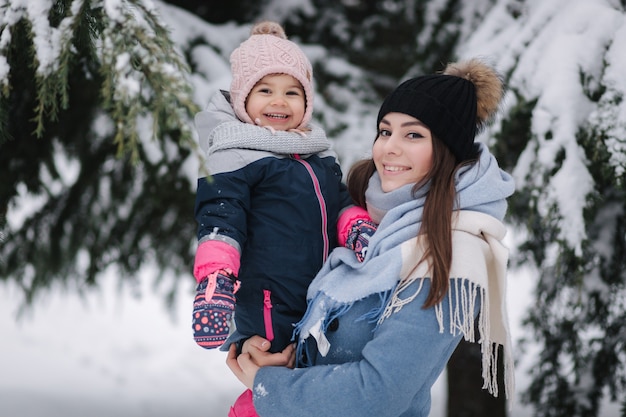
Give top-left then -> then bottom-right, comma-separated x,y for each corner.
0,0 -> 200,303
476,1 -> 626,414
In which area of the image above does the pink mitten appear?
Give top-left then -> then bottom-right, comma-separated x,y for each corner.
192,269 -> 239,349
345,219 -> 378,262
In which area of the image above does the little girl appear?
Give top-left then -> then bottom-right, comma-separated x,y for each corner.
192,21 -> 375,356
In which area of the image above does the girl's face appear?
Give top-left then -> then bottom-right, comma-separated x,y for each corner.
372,112 -> 434,192
245,74 -> 306,131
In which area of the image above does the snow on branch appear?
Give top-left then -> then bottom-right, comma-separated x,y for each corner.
98,0 -> 199,160
0,0 -> 200,161
462,0 -> 626,257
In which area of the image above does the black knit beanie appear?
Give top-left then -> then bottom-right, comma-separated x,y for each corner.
376,74 -> 478,162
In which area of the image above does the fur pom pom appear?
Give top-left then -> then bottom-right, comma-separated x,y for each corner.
250,21 -> 287,39
444,59 -> 504,129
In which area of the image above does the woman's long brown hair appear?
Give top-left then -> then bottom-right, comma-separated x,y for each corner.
346,136 -> 477,308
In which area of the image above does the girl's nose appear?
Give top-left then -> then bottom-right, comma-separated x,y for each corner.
270,95 -> 287,106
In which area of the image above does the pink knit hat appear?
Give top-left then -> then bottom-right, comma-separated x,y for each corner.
230,21 -> 314,129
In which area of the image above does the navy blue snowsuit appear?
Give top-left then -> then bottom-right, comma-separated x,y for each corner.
194,92 -> 352,353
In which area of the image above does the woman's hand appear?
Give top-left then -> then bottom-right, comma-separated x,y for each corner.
226,338 -> 296,389
241,336 -> 296,368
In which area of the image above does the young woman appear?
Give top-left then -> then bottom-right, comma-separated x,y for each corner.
227,58 -> 516,417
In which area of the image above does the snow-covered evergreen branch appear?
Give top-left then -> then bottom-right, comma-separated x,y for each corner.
99,0 -> 198,160
0,0 -> 199,160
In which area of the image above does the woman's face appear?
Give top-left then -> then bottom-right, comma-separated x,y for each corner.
245,74 -> 306,131
372,112 -> 434,192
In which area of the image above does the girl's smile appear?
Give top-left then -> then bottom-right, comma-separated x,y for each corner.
245,74 -> 306,131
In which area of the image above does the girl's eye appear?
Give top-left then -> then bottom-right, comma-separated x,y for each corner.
286,90 -> 302,96
256,88 -> 271,94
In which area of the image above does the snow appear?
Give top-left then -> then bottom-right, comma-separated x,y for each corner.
461,0 -> 626,257
0,270 -> 241,417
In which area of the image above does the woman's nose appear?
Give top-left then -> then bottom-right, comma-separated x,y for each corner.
383,135 -> 401,154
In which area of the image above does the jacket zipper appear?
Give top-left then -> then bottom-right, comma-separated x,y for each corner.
263,289 -> 275,342
293,154 -> 330,262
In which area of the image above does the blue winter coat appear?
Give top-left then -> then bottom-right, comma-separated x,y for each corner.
195,92 -> 353,353
255,278 -> 473,416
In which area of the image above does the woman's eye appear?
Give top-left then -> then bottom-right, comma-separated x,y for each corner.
378,129 -> 391,137
407,132 -> 424,139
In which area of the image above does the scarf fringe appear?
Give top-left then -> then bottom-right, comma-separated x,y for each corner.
293,289 -> 394,365
378,277 -> 513,399
357,289 -> 395,325
295,277 -> 514,399
293,292 -> 355,366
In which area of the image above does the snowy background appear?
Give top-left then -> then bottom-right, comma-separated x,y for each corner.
2,0 -> 625,416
